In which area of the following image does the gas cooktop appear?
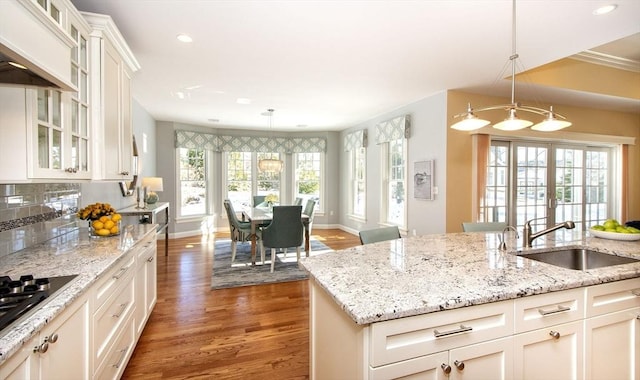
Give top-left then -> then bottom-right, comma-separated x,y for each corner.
0,274 -> 78,333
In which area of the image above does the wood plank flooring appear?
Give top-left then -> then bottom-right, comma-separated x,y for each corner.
122,229 -> 361,379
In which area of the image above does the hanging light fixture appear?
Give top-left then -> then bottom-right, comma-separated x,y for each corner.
451,0 -> 571,132
258,109 -> 284,173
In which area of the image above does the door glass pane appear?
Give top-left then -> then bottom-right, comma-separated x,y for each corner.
71,65 -> 78,86
50,4 -> 60,23
38,125 -> 49,168
585,150 -> 609,226
37,89 -> 48,122
52,130 -> 61,169
81,138 -> 88,171
71,100 -> 78,133
80,37 -> 87,69
555,147 -> 584,230
71,136 -> 78,169
81,105 -> 88,136
52,91 -> 61,127
515,145 -> 548,228
80,72 -> 87,103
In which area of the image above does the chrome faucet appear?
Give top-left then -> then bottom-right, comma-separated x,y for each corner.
523,218 -> 575,248
498,226 -> 519,251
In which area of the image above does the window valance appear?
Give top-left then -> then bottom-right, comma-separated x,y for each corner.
344,129 -> 368,151
175,130 -> 326,153
376,115 -> 411,144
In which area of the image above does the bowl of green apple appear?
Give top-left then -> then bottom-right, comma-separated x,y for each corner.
589,219 -> 640,241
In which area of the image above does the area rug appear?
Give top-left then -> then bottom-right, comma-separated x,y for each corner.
211,239 -> 333,290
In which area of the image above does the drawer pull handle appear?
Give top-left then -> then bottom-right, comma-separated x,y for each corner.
441,363 -> 451,374
538,305 -> 570,316
112,302 -> 129,318
147,256 -> 154,262
549,330 -> 561,339
113,265 -> 132,280
434,324 -> 473,338
112,347 -> 129,369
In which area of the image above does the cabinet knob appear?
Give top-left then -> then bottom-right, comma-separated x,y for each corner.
454,360 -> 465,370
549,330 -> 561,339
34,341 -> 49,354
48,333 -> 58,344
65,167 -> 78,173
441,363 -> 451,374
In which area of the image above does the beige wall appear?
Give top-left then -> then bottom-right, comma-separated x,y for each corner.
446,90 -> 640,233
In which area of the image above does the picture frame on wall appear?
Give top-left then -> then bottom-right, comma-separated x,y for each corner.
414,160 -> 434,200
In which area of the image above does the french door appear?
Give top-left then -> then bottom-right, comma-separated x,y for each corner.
493,141 -> 612,232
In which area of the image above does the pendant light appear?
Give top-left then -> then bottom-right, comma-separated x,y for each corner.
451,0 -> 571,132
258,109 -> 284,173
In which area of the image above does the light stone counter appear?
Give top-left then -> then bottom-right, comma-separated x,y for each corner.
0,224 -> 157,363
299,230 -> 640,325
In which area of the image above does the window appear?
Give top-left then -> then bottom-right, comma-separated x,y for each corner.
225,152 -> 282,209
178,148 -> 208,217
382,138 -> 407,227
69,24 -> 89,173
481,140 -> 613,232
348,147 -> 366,218
294,152 -> 323,212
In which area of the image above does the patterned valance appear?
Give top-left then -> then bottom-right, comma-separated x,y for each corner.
376,115 -> 411,144
344,129 -> 367,151
175,130 -> 220,150
175,130 -> 326,153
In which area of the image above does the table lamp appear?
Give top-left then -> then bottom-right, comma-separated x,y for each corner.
142,177 -> 164,204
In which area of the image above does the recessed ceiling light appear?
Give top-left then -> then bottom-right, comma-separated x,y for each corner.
176,34 -> 193,43
296,124 -> 308,128
593,4 -> 617,15
236,98 -> 252,105
208,118 -> 219,123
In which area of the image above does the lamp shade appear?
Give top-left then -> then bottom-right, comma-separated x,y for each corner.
141,177 -> 164,191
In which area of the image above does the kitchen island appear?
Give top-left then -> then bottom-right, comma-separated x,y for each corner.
299,230 -> 640,379
0,224 -> 157,379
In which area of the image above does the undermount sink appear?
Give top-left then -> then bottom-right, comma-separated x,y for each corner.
519,248 -> 640,270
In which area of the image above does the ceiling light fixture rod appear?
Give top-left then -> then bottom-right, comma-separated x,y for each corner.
450,0 -> 571,132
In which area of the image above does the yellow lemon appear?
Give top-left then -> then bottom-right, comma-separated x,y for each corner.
96,228 -> 111,236
111,213 -> 122,222
110,225 -> 119,235
104,220 -> 115,230
92,220 -> 104,230
99,215 -> 109,223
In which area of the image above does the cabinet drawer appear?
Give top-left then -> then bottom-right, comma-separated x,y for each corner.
94,314 -> 135,380
369,350 -> 448,380
93,265 -> 135,367
586,278 -> 640,318
94,252 -> 135,308
514,288 -> 584,333
370,300 -> 513,367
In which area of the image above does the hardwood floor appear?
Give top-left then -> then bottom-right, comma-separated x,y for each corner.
122,229 -> 361,379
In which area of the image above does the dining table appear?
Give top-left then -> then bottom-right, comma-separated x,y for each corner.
242,206 -> 311,265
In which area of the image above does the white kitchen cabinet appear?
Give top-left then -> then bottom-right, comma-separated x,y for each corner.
0,293 -> 90,380
134,234 -> 158,337
514,320 -> 583,380
585,278 -> 640,380
0,0 -> 75,90
92,250 -> 135,379
84,12 -> 140,181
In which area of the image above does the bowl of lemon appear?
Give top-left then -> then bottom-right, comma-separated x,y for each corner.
589,219 -> 640,241
77,202 -> 122,237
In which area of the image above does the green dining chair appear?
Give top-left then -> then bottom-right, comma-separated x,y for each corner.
359,226 -> 401,245
260,205 -> 304,272
253,195 -> 266,207
223,200 -> 260,263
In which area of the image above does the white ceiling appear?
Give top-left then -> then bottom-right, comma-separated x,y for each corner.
70,0 -> 640,131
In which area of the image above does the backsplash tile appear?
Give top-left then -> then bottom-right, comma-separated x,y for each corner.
0,184 -> 81,258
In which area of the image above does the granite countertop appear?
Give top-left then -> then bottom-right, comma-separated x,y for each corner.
0,224 -> 157,364
299,230 -> 640,325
